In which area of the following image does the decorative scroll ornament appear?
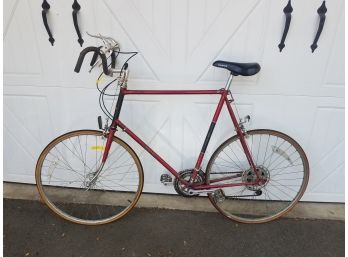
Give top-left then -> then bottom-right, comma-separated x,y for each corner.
72,0 -> 84,46
311,1 -> 327,53
41,0 -> 55,46
278,0 -> 293,52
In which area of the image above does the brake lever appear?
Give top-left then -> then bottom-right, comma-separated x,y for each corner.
86,32 -> 119,50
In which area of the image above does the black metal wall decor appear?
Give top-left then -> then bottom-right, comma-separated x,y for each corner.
41,0 -> 55,46
278,0 -> 293,52
310,1 -> 327,53
72,0 -> 84,46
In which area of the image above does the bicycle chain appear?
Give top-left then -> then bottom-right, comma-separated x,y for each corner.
210,171 -> 242,175
226,190 -> 262,199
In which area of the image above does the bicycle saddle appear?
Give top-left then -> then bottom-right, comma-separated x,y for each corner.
213,60 -> 261,76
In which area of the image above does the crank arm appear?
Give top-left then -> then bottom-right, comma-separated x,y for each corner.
187,189 -> 216,196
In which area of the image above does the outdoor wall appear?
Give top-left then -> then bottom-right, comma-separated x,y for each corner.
4,0 -> 344,202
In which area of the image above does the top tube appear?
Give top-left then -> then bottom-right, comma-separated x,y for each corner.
122,89 -> 225,95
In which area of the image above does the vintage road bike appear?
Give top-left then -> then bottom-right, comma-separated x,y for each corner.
35,34 -> 309,225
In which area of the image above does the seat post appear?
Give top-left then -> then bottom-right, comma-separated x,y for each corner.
225,73 -> 234,90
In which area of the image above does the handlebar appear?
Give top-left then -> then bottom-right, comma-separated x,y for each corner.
74,46 -> 109,75
89,46 -> 102,67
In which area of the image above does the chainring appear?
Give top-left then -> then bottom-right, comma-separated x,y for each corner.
174,169 -> 205,197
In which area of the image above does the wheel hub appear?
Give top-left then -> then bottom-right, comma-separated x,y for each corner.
83,172 -> 98,188
242,165 -> 270,191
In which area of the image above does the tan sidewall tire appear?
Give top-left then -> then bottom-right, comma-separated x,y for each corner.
206,129 -> 309,224
35,130 -> 144,225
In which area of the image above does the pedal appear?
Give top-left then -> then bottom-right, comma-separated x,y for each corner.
97,116 -> 103,130
160,174 -> 173,185
212,189 -> 226,203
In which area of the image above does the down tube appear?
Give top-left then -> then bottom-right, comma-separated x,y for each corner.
115,120 -> 189,185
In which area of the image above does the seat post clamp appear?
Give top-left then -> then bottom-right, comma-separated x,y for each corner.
228,90 -> 234,103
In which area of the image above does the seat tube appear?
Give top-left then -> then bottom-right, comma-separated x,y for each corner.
190,90 -> 229,183
224,74 -> 258,173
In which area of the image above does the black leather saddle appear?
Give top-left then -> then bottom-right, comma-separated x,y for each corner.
213,60 -> 261,76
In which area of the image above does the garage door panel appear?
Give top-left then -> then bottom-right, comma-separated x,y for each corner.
4,127 -> 37,177
4,95 -> 54,182
187,0 -> 232,58
199,0 -> 268,85
4,95 -> 54,148
305,107 -> 344,199
3,0 -> 345,202
102,0 -> 168,81
322,10 -> 344,90
92,1 -> 160,81
136,0 -> 171,55
187,0 -> 261,82
310,163 -> 344,194
259,0 -> 344,98
4,0 -> 42,76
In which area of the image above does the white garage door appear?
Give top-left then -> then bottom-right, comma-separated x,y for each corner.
4,0 -> 344,202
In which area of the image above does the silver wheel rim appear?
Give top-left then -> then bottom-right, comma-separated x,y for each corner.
207,130 -> 309,223
36,130 -> 143,225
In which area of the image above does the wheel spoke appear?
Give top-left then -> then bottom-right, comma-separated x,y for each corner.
221,149 -> 244,171
36,131 -> 143,225
207,130 -> 308,223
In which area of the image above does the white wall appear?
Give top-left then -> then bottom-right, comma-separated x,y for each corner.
4,0 -> 345,202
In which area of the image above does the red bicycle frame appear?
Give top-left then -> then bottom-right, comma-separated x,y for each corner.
101,82 -> 260,190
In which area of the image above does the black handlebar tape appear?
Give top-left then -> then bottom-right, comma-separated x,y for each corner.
74,46 -> 109,75
111,51 -> 116,69
89,46 -> 102,67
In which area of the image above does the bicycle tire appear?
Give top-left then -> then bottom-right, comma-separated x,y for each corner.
35,130 -> 144,225
206,129 -> 309,223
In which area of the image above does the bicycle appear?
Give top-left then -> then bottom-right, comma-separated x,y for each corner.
35,34 -> 309,225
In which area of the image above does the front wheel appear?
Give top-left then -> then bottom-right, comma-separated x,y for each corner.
206,129 -> 309,223
35,130 -> 144,225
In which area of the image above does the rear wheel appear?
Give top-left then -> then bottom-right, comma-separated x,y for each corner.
206,129 -> 309,223
35,130 -> 144,225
